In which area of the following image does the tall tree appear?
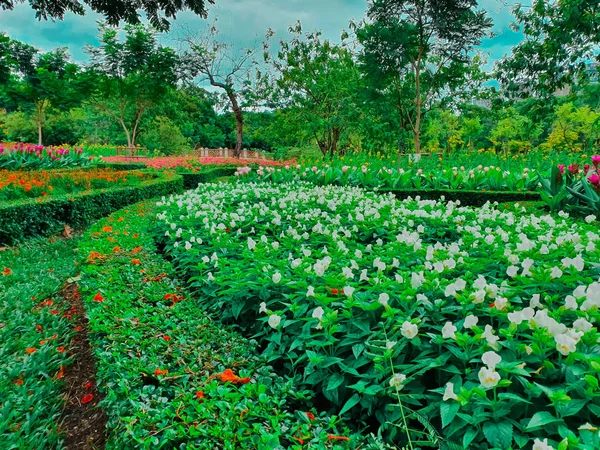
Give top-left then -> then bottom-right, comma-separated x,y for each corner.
359,0 -> 492,154
0,0 -> 214,31
86,24 -> 179,148
3,39 -> 84,145
497,0 -> 600,97
179,20 -> 257,157
259,22 -> 361,159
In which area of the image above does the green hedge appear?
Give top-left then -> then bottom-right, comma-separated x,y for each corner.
96,162 -> 147,171
0,172 -> 183,245
379,188 -> 541,206
180,166 -> 238,189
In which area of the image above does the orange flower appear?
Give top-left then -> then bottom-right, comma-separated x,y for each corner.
217,369 -> 251,384
25,347 -> 36,355
306,412 -> 315,421
131,246 -> 143,254
133,233 -> 139,238
41,299 -> 53,306
36,324 -> 43,332
131,258 -> 141,265
102,226 -> 113,233
55,365 -> 65,379
57,346 -> 66,353
154,368 -> 168,376
112,246 -> 121,252
327,435 -> 350,442
162,335 -> 172,342
12,379 -> 24,386
93,292 -> 104,302
195,390 -> 204,399
50,310 -> 59,315
40,339 -> 48,345
2,267 -> 12,276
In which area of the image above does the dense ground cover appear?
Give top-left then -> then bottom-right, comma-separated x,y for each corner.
0,143 -> 95,170
0,236 -> 80,448
154,181 -> 600,449
0,168 -> 156,202
78,202 -> 361,449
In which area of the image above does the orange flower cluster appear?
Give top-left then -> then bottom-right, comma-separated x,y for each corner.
217,369 -> 251,384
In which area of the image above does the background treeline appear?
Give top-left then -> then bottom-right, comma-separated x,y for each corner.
0,0 -> 599,158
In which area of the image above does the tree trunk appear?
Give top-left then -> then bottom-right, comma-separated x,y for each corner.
119,118 -> 132,148
228,92 -> 243,158
36,101 -> 44,146
413,59 -> 422,154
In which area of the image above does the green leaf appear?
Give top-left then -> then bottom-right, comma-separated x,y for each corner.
483,422 -> 513,449
462,427 -> 478,448
526,411 -> 563,430
339,393 -> 361,416
326,373 -> 345,392
440,401 -> 460,428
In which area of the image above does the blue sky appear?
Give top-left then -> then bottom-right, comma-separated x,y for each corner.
0,0 -> 523,66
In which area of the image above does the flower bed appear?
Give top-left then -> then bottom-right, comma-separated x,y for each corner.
102,155 -> 295,171
154,181 -> 600,449
0,143 -> 95,170
78,202 -> 360,448
0,171 -> 183,244
0,168 -> 155,202
0,237 -> 80,448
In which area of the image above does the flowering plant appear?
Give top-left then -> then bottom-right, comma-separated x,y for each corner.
0,143 -> 94,170
155,181 -> 600,448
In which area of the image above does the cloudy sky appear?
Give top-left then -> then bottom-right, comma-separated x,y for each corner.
0,0 -> 524,66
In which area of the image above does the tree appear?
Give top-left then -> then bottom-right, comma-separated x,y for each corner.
544,103 -> 600,150
359,0 -> 492,154
461,116 -> 483,149
259,22 -> 361,159
3,39 -> 85,145
0,0 -> 215,31
490,108 -> 542,154
180,21 -> 257,157
86,24 -> 179,148
497,0 -> 600,97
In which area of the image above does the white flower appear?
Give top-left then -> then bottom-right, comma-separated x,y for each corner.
342,267 -> 354,279
530,294 -> 542,309
478,366 -> 500,388
259,302 -> 267,314
272,272 -> 282,284
344,286 -> 355,297
443,382 -> 458,401
585,215 -> 596,224
312,307 -> 324,320
464,315 -> 479,329
389,373 -> 406,389
306,286 -> 315,297
268,314 -> 281,329
532,438 -> 555,450
386,341 -> 396,349
207,272 -> 214,281
555,333 -> 577,356
506,266 -> 519,277
271,241 -> 280,250
550,267 -> 563,279
247,237 -> 257,250
378,293 -> 390,307
185,241 -> 192,250
442,322 -> 457,340
482,325 -> 500,350
495,297 -> 508,310
482,351 -> 502,370
573,318 -> 593,333
564,295 -> 578,310
525,345 -> 533,355
401,321 -> 418,339
579,423 -> 597,431
507,311 -> 523,325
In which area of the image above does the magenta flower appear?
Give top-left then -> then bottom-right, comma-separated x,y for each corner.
589,173 -> 600,187
592,155 -> 600,168
557,164 -> 565,174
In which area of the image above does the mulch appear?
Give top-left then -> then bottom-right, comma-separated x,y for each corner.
59,282 -> 107,450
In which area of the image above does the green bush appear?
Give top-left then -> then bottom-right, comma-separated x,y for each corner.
180,166 -> 238,189
379,188 -> 541,207
141,116 -> 190,155
0,171 -> 183,245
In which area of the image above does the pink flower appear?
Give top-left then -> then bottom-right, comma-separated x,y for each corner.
588,173 -> 600,187
558,164 -> 565,174
592,155 -> 600,168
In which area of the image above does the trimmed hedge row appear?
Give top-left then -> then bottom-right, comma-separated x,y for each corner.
78,202 -> 360,448
0,171 -> 183,245
96,162 -> 146,171
180,166 -> 238,189
379,188 -> 541,206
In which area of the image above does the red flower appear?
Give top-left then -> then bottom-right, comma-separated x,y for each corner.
25,347 -> 36,355
131,258 -> 142,265
74,326 -> 82,332
131,246 -> 143,254
36,325 -> 43,332
50,309 -> 59,315
195,390 -> 204,399
154,368 -> 168,376
306,412 -> 315,421
93,292 -> 104,302
217,369 -> 251,384
133,234 -> 139,238
162,335 -> 172,342
2,267 -> 12,276
13,379 -> 24,386
81,394 -> 94,404
84,381 -> 93,389
57,346 -> 66,353
327,434 -> 350,441
41,191 -> 47,196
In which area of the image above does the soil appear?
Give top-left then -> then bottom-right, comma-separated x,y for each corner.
59,282 -> 107,450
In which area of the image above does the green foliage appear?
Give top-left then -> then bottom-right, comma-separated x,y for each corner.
140,116 -> 190,155
78,201 -> 362,448
180,166 -> 238,189
544,103 -> 600,151
0,236 -> 80,449
0,170 -> 183,244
